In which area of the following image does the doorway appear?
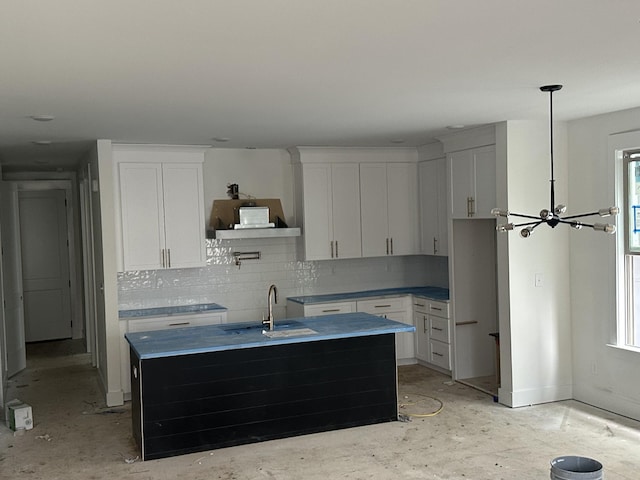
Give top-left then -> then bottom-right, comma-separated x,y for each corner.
19,189 -> 73,342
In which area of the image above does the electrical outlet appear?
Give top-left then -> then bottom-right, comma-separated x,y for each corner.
534,273 -> 544,287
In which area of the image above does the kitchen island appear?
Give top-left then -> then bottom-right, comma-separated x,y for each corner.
125,313 -> 414,460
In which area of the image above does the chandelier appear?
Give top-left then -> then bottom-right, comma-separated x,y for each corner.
492,84 -> 618,238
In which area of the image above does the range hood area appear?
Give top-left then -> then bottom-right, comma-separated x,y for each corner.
207,199 -> 301,239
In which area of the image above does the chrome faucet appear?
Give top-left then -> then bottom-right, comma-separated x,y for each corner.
264,284 -> 278,331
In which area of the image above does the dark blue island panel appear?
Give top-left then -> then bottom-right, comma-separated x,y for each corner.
131,334 -> 397,460
127,314 -> 413,460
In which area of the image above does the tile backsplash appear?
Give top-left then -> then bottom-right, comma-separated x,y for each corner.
117,238 -> 449,322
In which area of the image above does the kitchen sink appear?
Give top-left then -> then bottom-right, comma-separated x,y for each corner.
222,320 -> 305,335
262,327 -> 318,338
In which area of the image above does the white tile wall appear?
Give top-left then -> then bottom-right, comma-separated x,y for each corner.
117,238 -> 449,322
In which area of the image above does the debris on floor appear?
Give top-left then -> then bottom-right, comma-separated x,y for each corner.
35,434 -> 52,442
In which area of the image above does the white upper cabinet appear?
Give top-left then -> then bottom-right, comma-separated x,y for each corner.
291,147 -> 417,261
360,163 -> 418,257
449,144 -> 496,219
298,162 -> 362,260
419,158 -> 448,256
115,145 -> 206,272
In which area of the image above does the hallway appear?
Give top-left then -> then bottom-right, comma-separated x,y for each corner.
1,341 -> 639,479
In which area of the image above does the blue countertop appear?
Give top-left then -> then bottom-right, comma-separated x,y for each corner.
125,312 -> 415,359
287,286 -> 449,305
119,303 -> 227,319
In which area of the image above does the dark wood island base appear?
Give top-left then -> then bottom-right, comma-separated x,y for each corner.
130,333 -> 398,460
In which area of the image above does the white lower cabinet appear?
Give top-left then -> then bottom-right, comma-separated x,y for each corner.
120,311 -> 226,399
286,300 -> 356,318
413,297 -> 452,371
356,297 -> 415,364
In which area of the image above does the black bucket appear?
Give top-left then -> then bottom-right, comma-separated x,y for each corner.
550,456 -> 603,480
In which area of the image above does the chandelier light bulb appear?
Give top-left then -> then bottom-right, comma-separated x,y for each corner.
491,208 -> 509,217
598,206 -> 619,217
571,222 -> 583,230
520,226 -> 534,238
496,223 -> 514,232
554,204 -> 567,215
539,209 -> 553,220
593,223 -> 616,234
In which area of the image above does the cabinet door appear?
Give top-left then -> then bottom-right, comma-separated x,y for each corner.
331,163 -> 362,259
387,163 -> 418,255
473,145 -> 496,219
449,149 -> 475,219
360,163 -> 389,257
419,159 -> 448,256
162,163 -> 206,269
414,311 -> 429,361
119,163 -> 165,270
386,310 -> 414,361
302,164 -> 333,260
435,159 -> 449,256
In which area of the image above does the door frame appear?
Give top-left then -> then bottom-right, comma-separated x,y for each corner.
11,179 -> 83,341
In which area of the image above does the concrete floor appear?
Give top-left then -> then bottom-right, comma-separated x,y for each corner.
1,341 -> 639,479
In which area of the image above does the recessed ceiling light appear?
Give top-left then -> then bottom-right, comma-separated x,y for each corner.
212,137 -> 230,142
30,114 -> 55,122
447,125 -> 466,130
32,140 -> 52,145
390,139 -> 405,144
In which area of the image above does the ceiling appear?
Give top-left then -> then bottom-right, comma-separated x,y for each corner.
2,0 -> 640,171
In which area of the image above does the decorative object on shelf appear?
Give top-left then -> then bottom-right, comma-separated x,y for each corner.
492,84 -> 618,238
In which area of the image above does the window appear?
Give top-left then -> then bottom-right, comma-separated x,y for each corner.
623,149 -> 640,347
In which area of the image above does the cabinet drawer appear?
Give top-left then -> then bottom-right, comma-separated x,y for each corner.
429,316 -> 450,343
304,301 -> 356,317
413,298 -> 450,318
357,296 -> 406,315
127,312 -> 225,333
430,340 -> 451,370
427,300 -> 449,318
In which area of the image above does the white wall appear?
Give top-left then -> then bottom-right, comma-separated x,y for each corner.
87,140 -> 122,407
568,107 -> 640,421
497,120 -> 573,407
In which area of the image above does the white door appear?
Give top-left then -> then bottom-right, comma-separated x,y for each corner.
360,163 -> 389,257
331,163 -> 362,259
302,164 -> 333,260
449,149 -> 475,218
119,163 -> 165,271
162,164 -> 206,268
19,190 -> 72,342
387,163 -> 418,255
1,183 -> 26,376
473,145 -> 497,219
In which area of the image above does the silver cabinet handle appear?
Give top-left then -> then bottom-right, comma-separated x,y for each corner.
161,248 -> 166,268
430,306 -> 443,311
330,241 -> 334,258
335,240 -> 339,258
467,196 -> 475,217
322,309 -> 341,313
386,238 -> 389,255
433,237 -> 438,254
414,302 -> 425,308
432,327 -> 444,332
168,322 -> 190,327
390,237 -> 394,255
423,316 -> 428,333
374,304 -> 392,308
167,248 -> 171,268
433,352 -> 444,357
